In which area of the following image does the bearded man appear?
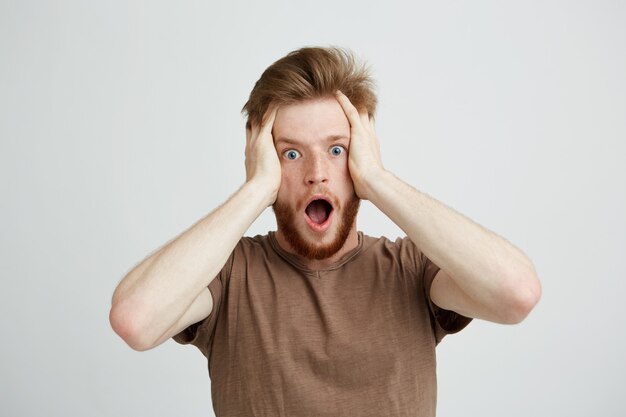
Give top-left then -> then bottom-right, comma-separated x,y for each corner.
110,47 -> 541,417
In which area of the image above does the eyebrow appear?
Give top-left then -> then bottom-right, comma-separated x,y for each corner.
274,135 -> 349,146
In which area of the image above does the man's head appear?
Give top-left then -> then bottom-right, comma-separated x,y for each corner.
242,47 -> 377,261
271,97 -> 361,260
242,47 -> 377,129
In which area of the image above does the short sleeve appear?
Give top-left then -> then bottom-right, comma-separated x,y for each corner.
420,250 -> 472,344
171,248 -> 236,358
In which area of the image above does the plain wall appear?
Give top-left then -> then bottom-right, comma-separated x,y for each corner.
1,1 -> 624,416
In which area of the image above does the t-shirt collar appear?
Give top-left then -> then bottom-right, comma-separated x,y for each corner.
268,231 -> 364,273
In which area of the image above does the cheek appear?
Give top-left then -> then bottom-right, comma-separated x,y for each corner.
280,168 -> 296,188
280,163 -> 305,185
337,162 -> 353,181
339,167 -> 356,194
276,170 -> 295,201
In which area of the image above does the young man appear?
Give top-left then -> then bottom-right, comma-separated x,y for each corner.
110,47 -> 541,416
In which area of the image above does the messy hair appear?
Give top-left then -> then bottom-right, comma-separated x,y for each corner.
242,46 -> 377,128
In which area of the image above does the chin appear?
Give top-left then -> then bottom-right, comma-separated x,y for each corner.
273,195 -> 360,260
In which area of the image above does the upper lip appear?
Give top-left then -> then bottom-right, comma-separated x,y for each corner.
304,194 -> 334,210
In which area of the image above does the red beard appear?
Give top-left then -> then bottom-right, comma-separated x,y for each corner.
273,191 -> 360,260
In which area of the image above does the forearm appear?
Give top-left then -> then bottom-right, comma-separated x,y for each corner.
335,92 -> 538,321
365,170 -> 536,306
110,179 -> 273,347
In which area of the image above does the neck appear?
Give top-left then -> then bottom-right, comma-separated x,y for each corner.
274,224 -> 360,270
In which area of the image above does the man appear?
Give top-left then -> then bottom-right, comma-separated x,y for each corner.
110,47 -> 541,416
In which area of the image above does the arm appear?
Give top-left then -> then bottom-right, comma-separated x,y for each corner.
109,106 -> 281,351
335,91 -> 541,325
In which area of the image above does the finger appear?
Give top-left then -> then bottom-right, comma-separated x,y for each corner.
335,90 -> 362,128
249,121 -> 261,141
359,111 -> 370,128
367,115 -> 376,133
260,104 -> 279,134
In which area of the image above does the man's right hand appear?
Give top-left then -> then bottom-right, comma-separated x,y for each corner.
245,105 -> 281,206
111,104 -> 283,351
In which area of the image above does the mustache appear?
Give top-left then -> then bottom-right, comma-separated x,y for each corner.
296,188 -> 341,211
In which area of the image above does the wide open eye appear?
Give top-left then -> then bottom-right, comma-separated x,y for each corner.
283,149 -> 301,160
330,145 -> 345,156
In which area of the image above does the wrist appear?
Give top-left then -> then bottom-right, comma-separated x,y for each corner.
357,168 -> 391,201
245,175 -> 280,207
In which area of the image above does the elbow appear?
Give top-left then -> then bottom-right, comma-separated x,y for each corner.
501,271 -> 542,325
109,300 -> 155,352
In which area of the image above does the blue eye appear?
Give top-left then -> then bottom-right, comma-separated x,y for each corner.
284,149 -> 301,160
330,145 -> 344,156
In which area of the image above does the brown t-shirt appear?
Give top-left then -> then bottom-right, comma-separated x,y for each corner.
173,232 -> 471,417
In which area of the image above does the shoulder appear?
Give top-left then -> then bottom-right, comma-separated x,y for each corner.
231,233 -> 282,265
239,233 -> 271,249
214,234 -> 272,275
228,234 -> 270,259
359,233 -> 422,274
360,233 -> 420,257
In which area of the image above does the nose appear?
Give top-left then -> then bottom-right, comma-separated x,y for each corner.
304,155 -> 328,185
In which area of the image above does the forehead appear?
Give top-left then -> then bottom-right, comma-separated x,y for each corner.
273,97 -> 350,143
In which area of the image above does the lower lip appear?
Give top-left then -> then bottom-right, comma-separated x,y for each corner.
304,210 -> 333,232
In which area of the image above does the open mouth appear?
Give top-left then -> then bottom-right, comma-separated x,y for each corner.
305,198 -> 334,225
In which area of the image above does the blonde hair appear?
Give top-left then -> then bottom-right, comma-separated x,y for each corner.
242,46 -> 377,128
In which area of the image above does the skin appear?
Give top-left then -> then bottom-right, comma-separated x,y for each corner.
109,91 -> 541,352
333,91 -> 541,325
271,98 -> 360,268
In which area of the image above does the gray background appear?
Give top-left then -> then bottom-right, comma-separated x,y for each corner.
1,1 -> 624,416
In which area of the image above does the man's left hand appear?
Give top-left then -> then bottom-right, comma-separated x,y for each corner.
335,90 -> 385,200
